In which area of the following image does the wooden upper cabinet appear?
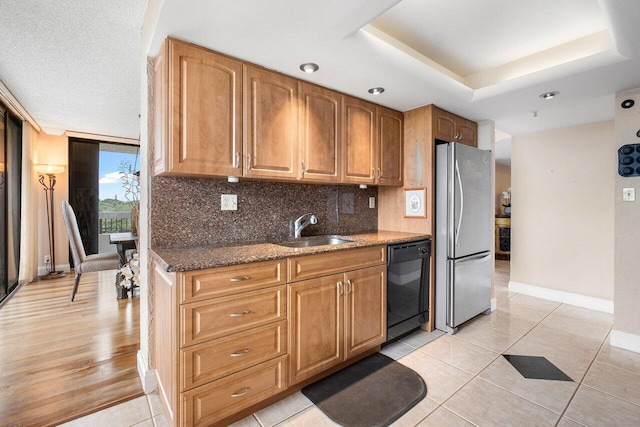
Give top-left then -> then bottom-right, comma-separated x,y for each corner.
342,96 -> 377,184
433,109 -> 457,142
432,106 -> 477,147
244,65 -> 298,180
299,82 -> 341,182
155,38 -> 243,177
378,107 -> 404,186
153,43 -> 168,175
456,117 -> 477,147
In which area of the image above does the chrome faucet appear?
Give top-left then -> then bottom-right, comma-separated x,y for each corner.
293,213 -> 318,238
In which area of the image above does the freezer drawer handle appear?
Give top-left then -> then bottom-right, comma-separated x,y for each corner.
454,253 -> 492,265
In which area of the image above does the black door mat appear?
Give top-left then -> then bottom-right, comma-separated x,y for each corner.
302,353 -> 427,427
503,354 -> 573,381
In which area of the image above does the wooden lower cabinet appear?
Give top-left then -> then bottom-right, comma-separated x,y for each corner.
345,266 -> 387,358
180,285 -> 286,346
181,356 -> 287,427
181,320 -> 287,390
289,273 -> 344,384
154,247 -> 387,426
289,265 -> 387,385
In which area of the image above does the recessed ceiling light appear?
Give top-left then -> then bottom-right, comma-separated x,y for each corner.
539,91 -> 559,100
299,63 -> 319,73
368,87 -> 385,95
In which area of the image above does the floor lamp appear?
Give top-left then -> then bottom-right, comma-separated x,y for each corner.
35,164 -> 66,280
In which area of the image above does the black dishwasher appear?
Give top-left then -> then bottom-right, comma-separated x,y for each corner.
385,239 -> 431,344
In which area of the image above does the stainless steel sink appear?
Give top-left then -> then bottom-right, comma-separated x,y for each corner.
276,237 -> 353,248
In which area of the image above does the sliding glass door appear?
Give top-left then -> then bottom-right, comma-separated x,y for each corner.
0,104 -> 22,304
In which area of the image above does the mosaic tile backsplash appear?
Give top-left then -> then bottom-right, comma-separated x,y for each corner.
150,177 -> 378,248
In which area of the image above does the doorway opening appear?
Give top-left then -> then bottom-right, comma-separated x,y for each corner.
68,138 -> 139,262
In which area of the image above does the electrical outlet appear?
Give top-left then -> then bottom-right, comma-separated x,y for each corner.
368,197 -> 376,209
44,255 -> 51,264
221,194 -> 237,211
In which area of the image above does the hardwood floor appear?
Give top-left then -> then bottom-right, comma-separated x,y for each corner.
0,270 -> 143,426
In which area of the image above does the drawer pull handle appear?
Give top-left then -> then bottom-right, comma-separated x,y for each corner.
229,309 -> 251,317
230,276 -> 251,282
231,387 -> 251,398
230,348 -> 250,357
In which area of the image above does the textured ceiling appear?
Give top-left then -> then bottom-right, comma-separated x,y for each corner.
1,0 -> 640,143
0,0 -> 147,138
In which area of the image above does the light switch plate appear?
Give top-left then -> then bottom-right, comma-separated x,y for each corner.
221,194 -> 237,210
369,197 -> 376,209
623,188 -> 635,202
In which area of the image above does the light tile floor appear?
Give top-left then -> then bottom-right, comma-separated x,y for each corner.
65,261 -> 640,426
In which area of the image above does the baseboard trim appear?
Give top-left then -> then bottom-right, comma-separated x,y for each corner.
37,264 -> 71,277
610,330 -> 640,354
490,297 -> 497,312
508,281 -> 614,313
137,350 -> 157,394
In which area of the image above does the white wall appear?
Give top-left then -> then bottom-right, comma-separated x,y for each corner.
511,121 -> 615,302
612,88 -> 640,352
35,133 -> 70,272
495,163 -> 511,216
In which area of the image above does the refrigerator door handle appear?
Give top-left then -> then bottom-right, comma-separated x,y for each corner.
454,252 -> 492,265
454,159 -> 464,247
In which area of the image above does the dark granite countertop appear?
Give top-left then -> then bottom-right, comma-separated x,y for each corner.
151,230 -> 431,272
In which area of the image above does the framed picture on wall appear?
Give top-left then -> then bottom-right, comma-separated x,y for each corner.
404,188 -> 427,218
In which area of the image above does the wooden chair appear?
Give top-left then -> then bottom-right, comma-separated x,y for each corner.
60,201 -> 120,301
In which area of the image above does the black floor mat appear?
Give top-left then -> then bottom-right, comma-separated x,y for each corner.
302,353 -> 426,427
503,354 -> 573,381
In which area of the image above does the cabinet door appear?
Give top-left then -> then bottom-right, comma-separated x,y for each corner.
244,65 -> 298,180
153,42 -> 168,175
433,108 -> 456,142
153,263 -> 178,425
168,39 -> 243,177
377,107 -> 404,186
299,82 -> 341,182
344,265 -> 386,358
289,274 -> 344,385
342,96 -> 376,184
456,118 -> 477,147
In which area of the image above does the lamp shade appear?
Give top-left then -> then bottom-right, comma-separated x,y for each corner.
34,164 -> 65,175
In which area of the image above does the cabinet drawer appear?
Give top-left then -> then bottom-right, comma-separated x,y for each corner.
181,286 -> 286,347
180,260 -> 286,304
181,320 -> 287,391
288,245 -> 386,282
181,356 -> 287,426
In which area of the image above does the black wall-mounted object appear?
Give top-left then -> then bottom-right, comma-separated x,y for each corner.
618,143 -> 640,177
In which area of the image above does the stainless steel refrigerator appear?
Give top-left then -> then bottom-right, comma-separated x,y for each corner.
435,142 -> 492,334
